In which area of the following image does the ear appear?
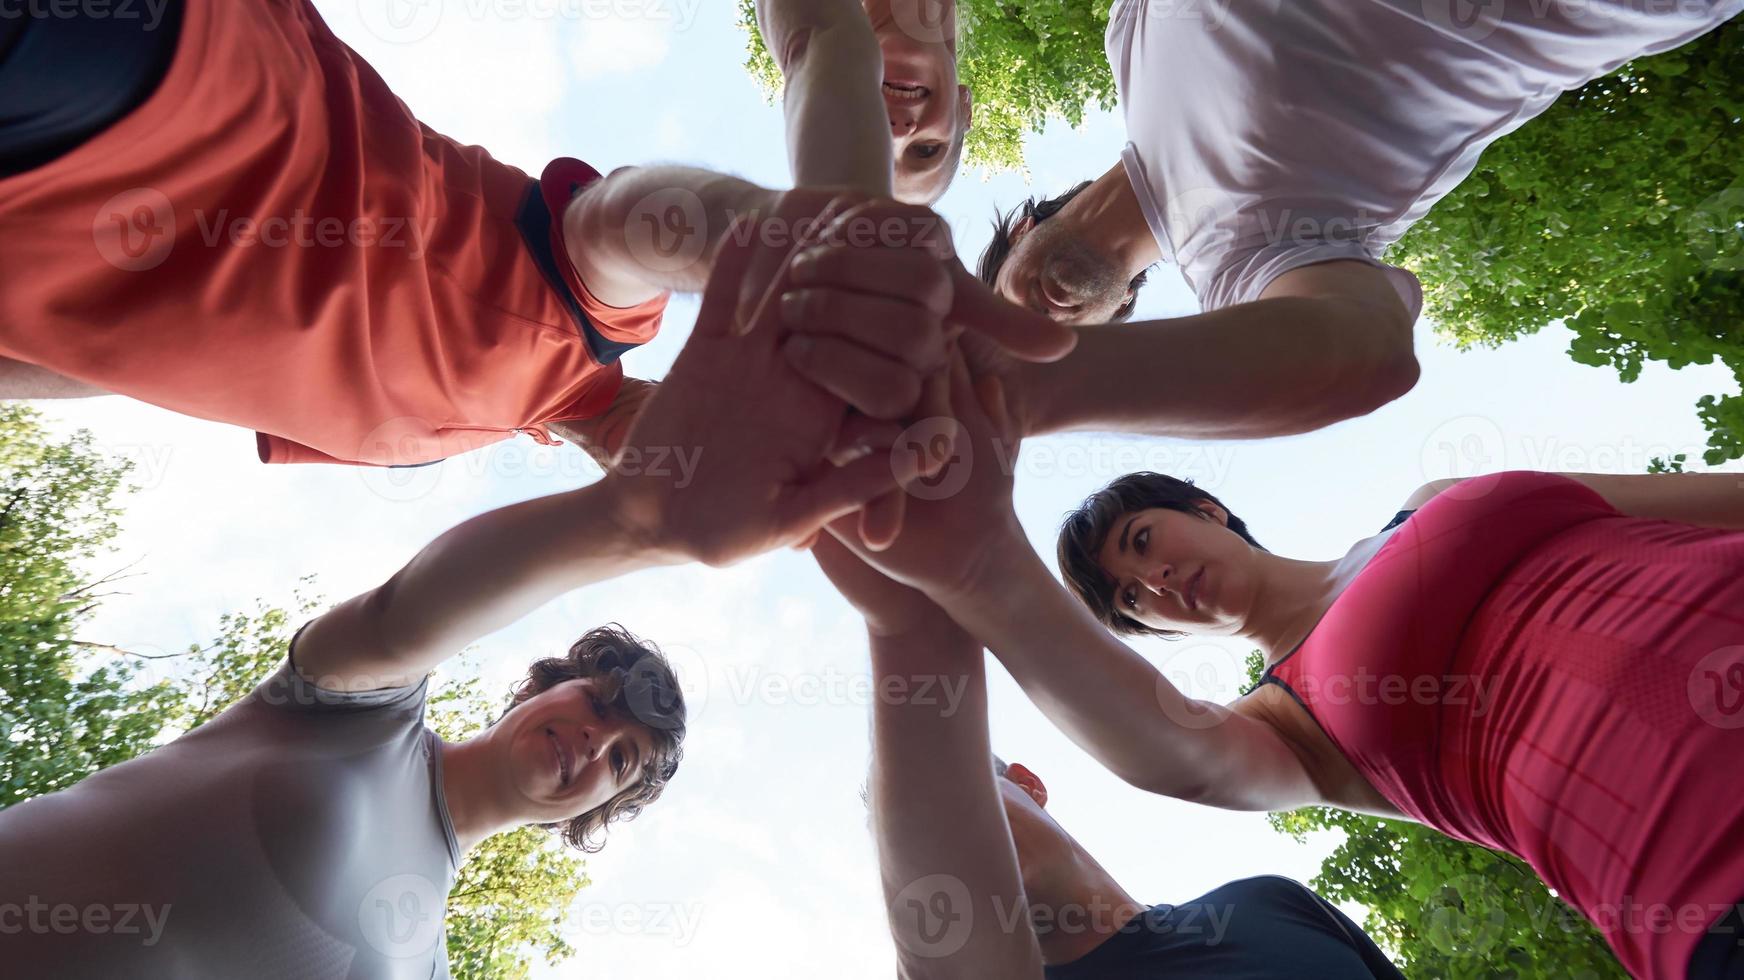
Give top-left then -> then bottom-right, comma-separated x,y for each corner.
1005,763 -> 1049,808
1011,213 -> 1037,243
1195,499 -> 1230,526
959,85 -> 974,130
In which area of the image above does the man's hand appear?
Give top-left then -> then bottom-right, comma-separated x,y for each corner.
778,204 -> 1078,366
604,214 -> 947,568
813,533 -> 964,642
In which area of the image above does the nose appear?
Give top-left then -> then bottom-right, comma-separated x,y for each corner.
1140,565 -> 1177,597
889,115 -> 917,138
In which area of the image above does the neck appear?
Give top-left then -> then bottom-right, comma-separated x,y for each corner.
1071,161 -> 1164,280
1029,845 -> 1146,966
439,734 -> 518,853
1240,551 -> 1358,663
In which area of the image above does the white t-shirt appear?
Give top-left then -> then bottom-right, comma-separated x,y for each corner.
1107,0 -> 1741,313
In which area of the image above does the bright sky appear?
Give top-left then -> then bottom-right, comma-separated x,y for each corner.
37,1 -> 1743,976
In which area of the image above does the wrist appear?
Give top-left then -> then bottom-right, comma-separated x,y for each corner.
934,515 -> 1034,614
591,474 -> 690,569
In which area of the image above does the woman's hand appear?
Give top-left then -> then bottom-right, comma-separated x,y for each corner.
827,348 -> 1029,600
813,533 -> 965,642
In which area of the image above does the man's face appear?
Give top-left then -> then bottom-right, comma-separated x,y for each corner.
864,0 -> 969,204
994,214 -> 1134,325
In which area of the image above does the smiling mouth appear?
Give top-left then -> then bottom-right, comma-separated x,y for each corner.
882,81 -> 930,102
546,727 -> 573,788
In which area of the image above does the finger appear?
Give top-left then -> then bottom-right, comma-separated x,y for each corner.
858,490 -> 906,552
693,215 -> 762,340
783,335 -> 924,421
948,260 -> 1078,362
789,529 -> 823,552
779,288 -> 949,372
777,451 -> 909,541
818,199 -> 957,263
827,413 -> 904,467
736,198 -> 850,337
788,246 -> 954,319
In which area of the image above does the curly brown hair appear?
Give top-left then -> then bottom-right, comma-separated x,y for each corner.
501,624 -> 686,853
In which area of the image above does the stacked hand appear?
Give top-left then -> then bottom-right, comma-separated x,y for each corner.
605,189 -> 1065,569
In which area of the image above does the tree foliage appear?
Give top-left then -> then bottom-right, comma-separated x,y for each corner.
1390,25 -> 1744,464
1242,653 -> 1624,978
0,407 -> 586,977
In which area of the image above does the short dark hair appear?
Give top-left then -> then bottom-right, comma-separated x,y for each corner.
1056,473 -> 1263,639
976,181 -> 1150,323
503,624 -> 686,853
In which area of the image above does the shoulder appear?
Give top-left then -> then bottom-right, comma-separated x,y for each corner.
1402,477 -> 1462,511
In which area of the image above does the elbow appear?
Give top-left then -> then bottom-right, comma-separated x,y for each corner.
1334,313 -> 1419,422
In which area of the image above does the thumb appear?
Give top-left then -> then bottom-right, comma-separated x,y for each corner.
693,214 -> 761,340
775,451 -> 907,543
949,260 -> 1078,363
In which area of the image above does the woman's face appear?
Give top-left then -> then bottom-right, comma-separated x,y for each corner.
496,676 -> 655,824
1094,504 -> 1258,636
864,0 -> 969,204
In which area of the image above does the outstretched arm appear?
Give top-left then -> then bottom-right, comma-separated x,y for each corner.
829,357 -> 1324,812
814,537 -> 1043,979
1409,471 -> 1744,529
1012,261 -> 1420,440
293,219 -> 949,692
757,0 -> 893,196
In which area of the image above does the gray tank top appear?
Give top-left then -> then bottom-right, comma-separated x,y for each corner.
0,639 -> 460,979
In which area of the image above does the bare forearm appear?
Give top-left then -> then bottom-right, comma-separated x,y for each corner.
372,479 -> 675,669
564,166 -> 775,302
1564,472 -> 1744,529
937,532 -> 1311,809
759,0 -> 892,196
868,624 -> 1043,979
1017,298 -> 1418,440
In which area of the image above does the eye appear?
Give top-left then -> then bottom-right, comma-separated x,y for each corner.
1122,585 -> 1138,610
612,747 -> 627,780
1135,527 -> 1150,555
910,142 -> 945,160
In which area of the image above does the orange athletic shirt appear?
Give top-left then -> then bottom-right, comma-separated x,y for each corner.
0,0 -> 666,466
